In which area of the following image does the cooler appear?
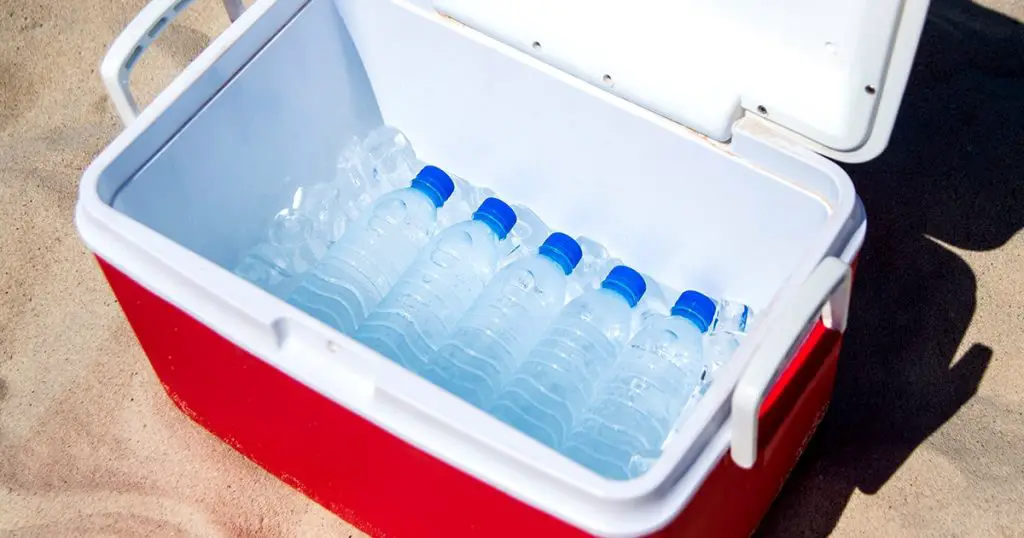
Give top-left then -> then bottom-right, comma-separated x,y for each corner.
75,0 -> 929,535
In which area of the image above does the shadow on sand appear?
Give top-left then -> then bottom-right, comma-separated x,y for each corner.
758,1 -> 1023,535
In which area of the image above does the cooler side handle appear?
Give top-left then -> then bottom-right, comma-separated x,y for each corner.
731,256 -> 851,469
100,0 -> 246,126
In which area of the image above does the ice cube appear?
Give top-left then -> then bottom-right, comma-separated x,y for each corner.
336,173 -> 377,225
337,128 -> 411,206
292,182 -> 347,244
437,175 -> 495,231
501,204 -> 551,266
436,175 -> 473,229
268,208 -> 312,248
627,451 -> 659,479
633,276 -> 671,335
336,135 -> 371,190
267,208 -> 326,273
712,299 -> 755,335
704,331 -> 739,376
362,125 -> 418,192
566,236 -> 620,301
234,244 -> 291,291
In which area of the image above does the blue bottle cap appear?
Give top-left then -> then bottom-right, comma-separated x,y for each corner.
671,290 -> 716,333
601,265 -> 647,308
538,233 -> 584,275
472,197 -> 517,240
410,165 -> 455,207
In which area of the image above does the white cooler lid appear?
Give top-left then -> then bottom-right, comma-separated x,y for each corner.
433,0 -> 930,163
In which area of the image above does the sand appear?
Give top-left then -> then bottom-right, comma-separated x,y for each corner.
0,0 -> 1021,536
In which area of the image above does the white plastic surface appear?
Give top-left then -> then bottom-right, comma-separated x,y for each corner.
730,256 -> 851,469
101,0 -> 247,126
78,0 -> 866,535
434,0 -> 930,161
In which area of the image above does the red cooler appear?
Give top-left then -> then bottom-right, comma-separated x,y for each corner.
76,0 -> 929,535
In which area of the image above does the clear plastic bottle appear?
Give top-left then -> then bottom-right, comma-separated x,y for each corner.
356,198 -> 518,374
424,233 -> 584,408
286,166 -> 455,334
619,297 -> 754,479
561,290 -> 715,479
490,266 -> 647,449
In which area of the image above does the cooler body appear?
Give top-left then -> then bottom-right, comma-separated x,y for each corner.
76,0 -> 882,535
100,256 -> 848,537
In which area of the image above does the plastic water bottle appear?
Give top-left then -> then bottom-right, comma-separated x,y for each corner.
490,266 -> 646,449
285,166 -> 455,334
561,290 -> 716,479
648,297 -> 756,470
423,233 -> 584,408
356,198 -> 518,374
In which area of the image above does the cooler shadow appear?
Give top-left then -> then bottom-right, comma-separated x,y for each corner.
758,1 -> 1022,536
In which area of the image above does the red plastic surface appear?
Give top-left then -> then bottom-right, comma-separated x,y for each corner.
98,257 -> 844,537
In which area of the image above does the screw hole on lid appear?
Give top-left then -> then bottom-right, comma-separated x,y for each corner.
532,41 -> 542,51
602,74 -> 613,85
865,84 -> 877,95
327,340 -> 340,353
756,105 -> 768,115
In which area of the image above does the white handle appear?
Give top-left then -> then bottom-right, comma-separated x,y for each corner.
100,0 -> 246,126
730,256 -> 852,469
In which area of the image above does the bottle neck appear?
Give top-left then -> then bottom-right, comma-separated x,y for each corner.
601,282 -> 639,308
598,286 -> 636,310
472,214 -> 510,241
538,250 -> 573,275
669,311 -> 709,334
410,181 -> 445,207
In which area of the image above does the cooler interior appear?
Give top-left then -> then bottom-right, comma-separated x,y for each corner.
87,0 -> 854,527
100,0 -> 840,310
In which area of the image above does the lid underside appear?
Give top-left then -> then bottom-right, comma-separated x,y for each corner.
434,0 -> 930,163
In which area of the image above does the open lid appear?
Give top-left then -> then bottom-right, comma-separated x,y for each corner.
433,0 -> 931,163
